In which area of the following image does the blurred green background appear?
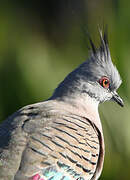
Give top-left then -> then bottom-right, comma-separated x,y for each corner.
0,0 -> 130,179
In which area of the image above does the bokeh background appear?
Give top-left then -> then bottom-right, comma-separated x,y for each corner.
0,0 -> 130,179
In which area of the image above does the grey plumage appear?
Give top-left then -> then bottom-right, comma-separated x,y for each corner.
0,30 -> 123,180
52,31 -> 122,104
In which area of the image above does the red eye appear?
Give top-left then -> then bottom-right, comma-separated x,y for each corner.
99,77 -> 110,89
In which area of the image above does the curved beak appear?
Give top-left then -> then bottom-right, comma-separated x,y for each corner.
112,92 -> 124,107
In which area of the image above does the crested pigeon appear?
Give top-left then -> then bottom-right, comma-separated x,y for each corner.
0,30 -> 123,180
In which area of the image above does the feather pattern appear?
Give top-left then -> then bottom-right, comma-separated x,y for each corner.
0,100 -> 102,180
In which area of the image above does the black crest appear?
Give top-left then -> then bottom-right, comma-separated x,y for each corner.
88,28 -> 110,62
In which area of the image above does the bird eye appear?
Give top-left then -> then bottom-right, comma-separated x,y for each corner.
99,77 -> 110,89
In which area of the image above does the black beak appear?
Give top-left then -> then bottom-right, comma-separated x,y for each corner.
112,92 -> 124,107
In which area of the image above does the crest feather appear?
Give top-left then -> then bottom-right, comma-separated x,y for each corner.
89,28 -> 110,63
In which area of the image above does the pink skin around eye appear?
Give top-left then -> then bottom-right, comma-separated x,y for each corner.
29,174 -> 45,180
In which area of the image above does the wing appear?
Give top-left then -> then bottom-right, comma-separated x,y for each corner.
0,101 -> 101,180
0,102 -> 52,180
31,114 -> 100,180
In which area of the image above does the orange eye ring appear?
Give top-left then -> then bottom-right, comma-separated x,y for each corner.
99,77 -> 110,89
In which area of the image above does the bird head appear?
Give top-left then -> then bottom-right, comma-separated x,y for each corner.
52,30 -> 124,107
